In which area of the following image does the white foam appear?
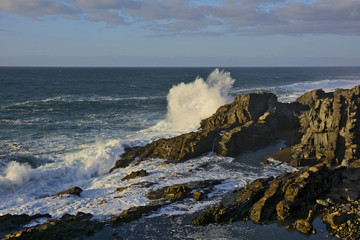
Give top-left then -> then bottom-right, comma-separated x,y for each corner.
150,69 -> 234,132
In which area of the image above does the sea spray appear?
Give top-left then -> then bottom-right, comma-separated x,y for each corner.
157,69 -> 235,132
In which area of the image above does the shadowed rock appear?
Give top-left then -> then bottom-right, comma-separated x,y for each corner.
3,212 -> 103,240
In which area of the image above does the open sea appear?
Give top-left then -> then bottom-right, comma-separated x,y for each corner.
1,67 -> 360,239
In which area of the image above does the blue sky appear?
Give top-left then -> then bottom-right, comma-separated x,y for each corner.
1,0 -> 360,67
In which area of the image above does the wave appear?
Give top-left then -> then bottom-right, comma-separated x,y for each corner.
149,69 -> 235,132
231,78 -> 360,103
0,139 -> 123,193
3,95 -> 163,108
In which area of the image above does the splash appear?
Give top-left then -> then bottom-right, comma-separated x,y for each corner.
164,69 -> 235,131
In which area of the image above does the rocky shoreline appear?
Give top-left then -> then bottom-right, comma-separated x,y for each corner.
2,85 -> 360,239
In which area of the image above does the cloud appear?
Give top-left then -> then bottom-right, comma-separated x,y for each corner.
0,0 -> 359,35
0,0 -> 80,18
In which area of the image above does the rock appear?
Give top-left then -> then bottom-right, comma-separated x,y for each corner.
110,92 -> 304,171
163,184 -> 190,202
147,180 -> 221,203
110,85 -> 360,172
316,199 -> 329,207
296,88 -> 331,108
292,85 -> 360,166
3,212 -> 103,240
192,163 -> 338,233
0,214 -> 51,236
54,186 -> 83,197
293,219 -> 314,234
115,187 -> 127,193
111,205 -> 163,225
192,191 -> 203,201
121,170 -> 148,181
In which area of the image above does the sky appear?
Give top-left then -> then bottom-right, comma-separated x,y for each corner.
0,0 -> 360,67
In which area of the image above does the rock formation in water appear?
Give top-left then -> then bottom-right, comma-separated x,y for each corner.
109,84 -> 360,239
110,92 -> 305,172
111,85 -> 360,172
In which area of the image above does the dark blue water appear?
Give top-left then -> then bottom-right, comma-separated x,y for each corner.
1,67 -> 360,239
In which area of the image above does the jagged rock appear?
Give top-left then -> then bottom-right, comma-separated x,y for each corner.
192,163 -> 340,229
191,177 -> 273,225
54,186 -> 83,197
110,92 -> 304,171
3,212 -> 103,240
292,85 -> 360,166
296,88 -> 332,108
121,170 -> 148,181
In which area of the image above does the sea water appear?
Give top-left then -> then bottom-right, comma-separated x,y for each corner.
1,67 -> 360,239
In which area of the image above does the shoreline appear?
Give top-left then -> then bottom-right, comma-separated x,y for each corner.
2,84 -> 360,239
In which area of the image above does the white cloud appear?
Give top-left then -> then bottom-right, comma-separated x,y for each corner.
0,0 -> 359,35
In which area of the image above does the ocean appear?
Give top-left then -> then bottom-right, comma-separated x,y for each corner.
1,67 -> 360,239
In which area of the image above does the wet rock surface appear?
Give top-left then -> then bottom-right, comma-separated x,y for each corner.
2,212 -> 103,240
111,180 -> 222,225
0,213 -> 51,237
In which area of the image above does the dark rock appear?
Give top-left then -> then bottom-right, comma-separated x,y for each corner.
192,163 -> 338,229
54,186 -> 83,197
191,177 -> 273,226
111,205 -> 163,226
296,88 -> 331,108
291,85 -> 360,166
0,214 -> 51,236
3,212 -> 103,240
121,169 -> 148,181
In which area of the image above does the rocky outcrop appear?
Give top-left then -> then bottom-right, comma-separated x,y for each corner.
3,212 -> 103,240
110,92 -> 305,172
291,86 -> 360,166
191,163 -> 340,233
